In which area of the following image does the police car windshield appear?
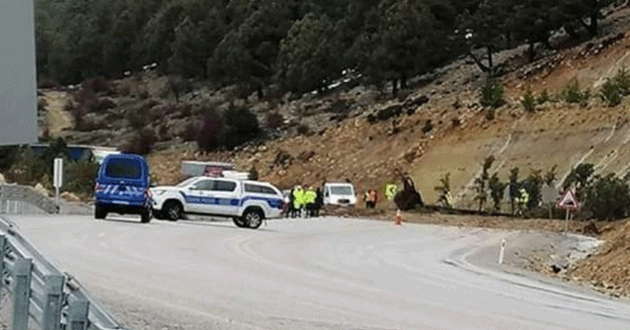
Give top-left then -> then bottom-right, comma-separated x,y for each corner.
330,186 -> 353,196
177,177 -> 198,187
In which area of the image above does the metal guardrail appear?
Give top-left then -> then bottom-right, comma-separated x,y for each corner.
0,216 -> 127,330
0,185 -> 59,215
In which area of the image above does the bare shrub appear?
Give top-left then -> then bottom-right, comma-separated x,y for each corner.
93,98 -> 117,112
116,80 -> 133,96
167,76 -> 193,103
121,129 -> 157,155
83,77 -> 112,94
126,109 -> 148,130
71,106 -> 87,130
182,121 -> 199,141
266,112 -> 284,129
37,79 -> 61,89
196,109 -> 225,151
126,100 -> 158,129
74,88 -> 98,112
37,98 -> 48,113
64,100 -> 74,111
65,160 -> 100,195
296,124 -> 310,135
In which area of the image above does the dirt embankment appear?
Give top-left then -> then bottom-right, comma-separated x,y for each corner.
41,90 -> 73,136
569,220 -> 630,298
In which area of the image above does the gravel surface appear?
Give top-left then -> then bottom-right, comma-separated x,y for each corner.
0,215 -> 628,330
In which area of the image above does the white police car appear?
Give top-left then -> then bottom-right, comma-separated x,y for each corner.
150,177 -> 284,229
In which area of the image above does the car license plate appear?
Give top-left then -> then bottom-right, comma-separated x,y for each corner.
112,200 -> 130,205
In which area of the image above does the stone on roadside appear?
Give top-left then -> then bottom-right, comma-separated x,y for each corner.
34,183 -> 49,197
61,191 -> 81,202
0,173 -> 5,184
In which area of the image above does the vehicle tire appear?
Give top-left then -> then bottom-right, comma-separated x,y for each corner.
163,200 -> 182,221
242,208 -> 264,229
95,205 -> 107,219
141,207 -> 152,223
232,217 -> 247,228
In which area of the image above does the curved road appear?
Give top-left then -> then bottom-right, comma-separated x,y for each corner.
6,215 -> 630,330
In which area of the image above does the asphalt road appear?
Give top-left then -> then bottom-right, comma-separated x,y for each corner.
5,215 -> 630,330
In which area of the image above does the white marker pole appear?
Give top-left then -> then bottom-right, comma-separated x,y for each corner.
53,158 -> 63,205
498,239 -> 506,264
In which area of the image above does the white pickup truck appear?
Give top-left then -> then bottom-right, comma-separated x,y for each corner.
150,176 -> 285,229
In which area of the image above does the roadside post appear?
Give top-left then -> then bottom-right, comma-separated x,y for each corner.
53,158 -> 63,204
555,188 -> 579,233
498,239 -> 506,264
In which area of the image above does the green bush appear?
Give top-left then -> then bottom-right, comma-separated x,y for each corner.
65,160 -> 100,195
520,169 -> 544,210
521,88 -> 536,112
536,89 -> 551,104
480,79 -> 506,108
599,77 -> 622,107
6,149 -> 48,186
613,66 -> 630,95
562,163 -> 595,191
596,67 -> 630,107
584,174 -> 630,221
488,173 -> 507,211
0,146 -> 20,172
560,79 -> 589,106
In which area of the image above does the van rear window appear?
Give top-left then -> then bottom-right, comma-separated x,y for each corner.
105,159 -> 142,179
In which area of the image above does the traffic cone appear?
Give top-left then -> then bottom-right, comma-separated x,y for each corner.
394,209 -> 403,225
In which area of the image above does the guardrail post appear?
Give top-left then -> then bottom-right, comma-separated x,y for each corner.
12,258 -> 32,330
42,275 -> 64,330
0,235 -> 5,298
0,185 -> 4,213
68,300 -> 89,330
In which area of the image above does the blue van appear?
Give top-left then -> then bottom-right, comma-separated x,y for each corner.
94,154 -> 152,223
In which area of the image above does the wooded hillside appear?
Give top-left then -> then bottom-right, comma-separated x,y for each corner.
35,0 -> 621,95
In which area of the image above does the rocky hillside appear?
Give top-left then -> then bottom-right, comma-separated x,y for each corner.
147,8 -> 630,210
39,8 -> 630,210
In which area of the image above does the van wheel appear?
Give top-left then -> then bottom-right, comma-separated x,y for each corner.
141,207 -> 152,223
95,205 -> 107,219
242,208 -> 264,229
232,217 -> 247,228
163,201 -> 182,221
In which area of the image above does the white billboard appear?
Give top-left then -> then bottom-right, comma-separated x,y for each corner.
0,0 -> 38,145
